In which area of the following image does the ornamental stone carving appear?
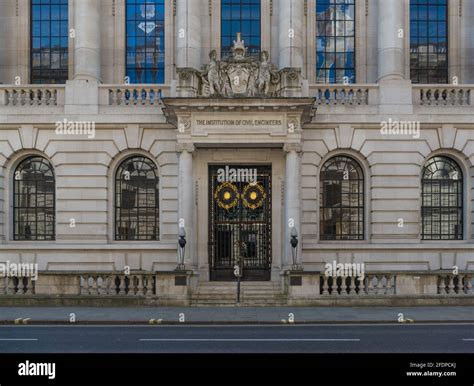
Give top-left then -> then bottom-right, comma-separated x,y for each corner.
283,143 -> 303,154
287,117 -> 300,133
176,143 -> 195,153
177,33 -> 302,98
177,116 -> 191,133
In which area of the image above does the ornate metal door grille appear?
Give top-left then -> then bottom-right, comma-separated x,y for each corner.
209,165 -> 272,281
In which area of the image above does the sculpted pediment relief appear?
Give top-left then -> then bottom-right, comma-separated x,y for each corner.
177,33 -> 303,98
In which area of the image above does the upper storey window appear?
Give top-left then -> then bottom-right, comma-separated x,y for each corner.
221,0 -> 261,58
316,0 -> 355,84
410,0 -> 448,84
126,0 -> 165,84
31,0 -> 69,84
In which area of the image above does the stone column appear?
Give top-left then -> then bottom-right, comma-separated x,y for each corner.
377,0 -> 405,81
284,143 -> 302,268
0,0 -> 14,84
462,0 -> 474,83
177,143 -> 195,267
0,0 -> 29,84
73,0 -> 101,81
176,0 -> 202,69
278,0 -> 304,69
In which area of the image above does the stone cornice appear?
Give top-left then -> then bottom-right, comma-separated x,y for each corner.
162,97 -> 316,127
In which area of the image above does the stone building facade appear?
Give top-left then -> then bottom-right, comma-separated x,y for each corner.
0,0 -> 473,305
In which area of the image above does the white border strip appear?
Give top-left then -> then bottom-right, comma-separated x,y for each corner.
139,338 -> 361,342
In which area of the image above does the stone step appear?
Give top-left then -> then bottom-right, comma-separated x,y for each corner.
191,296 -> 236,300
196,287 -> 280,291
242,288 -> 282,292
195,286 -> 281,292
194,293 -> 282,298
191,301 -> 287,307
191,293 -> 284,298
244,286 -> 282,289
192,297 -> 285,304
197,296 -> 286,301
197,284 -> 281,290
198,282 -> 279,285
239,301 -> 287,306
190,299 -> 235,303
192,281 -> 285,306
195,287 -> 280,292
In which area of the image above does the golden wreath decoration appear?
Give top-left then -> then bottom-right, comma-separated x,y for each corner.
214,182 -> 239,210
242,183 -> 266,210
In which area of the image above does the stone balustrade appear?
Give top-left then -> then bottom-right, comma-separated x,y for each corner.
413,86 -> 472,106
0,271 -> 473,306
0,276 -> 35,295
79,273 -> 157,296
320,274 -> 396,296
101,85 -> 170,106
437,274 -> 473,295
1,84 -> 473,111
311,85 -> 376,106
0,85 -> 64,106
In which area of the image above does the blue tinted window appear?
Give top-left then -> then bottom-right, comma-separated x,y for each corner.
126,0 -> 165,84
221,0 -> 261,58
410,0 -> 448,84
316,0 -> 355,84
31,0 -> 69,84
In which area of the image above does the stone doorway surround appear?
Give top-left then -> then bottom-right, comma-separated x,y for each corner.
162,97 -> 315,283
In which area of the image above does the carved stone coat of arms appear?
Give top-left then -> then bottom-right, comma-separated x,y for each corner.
198,33 -> 280,98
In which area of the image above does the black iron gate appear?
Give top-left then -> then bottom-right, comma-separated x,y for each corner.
209,165 -> 272,281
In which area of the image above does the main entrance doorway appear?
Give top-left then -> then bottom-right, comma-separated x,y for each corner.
209,165 -> 272,281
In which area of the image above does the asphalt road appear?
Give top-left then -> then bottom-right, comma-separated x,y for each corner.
0,324 -> 473,353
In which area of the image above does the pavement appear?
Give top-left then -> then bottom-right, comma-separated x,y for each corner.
0,305 -> 473,324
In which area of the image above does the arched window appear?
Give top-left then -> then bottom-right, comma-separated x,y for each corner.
410,0 -> 448,84
14,156 -> 55,240
126,0 -> 165,83
320,156 -> 364,240
422,156 -> 463,240
115,156 -> 159,240
316,0 -> 355,84
31,0 -> 69,84
221,0 -> 261,58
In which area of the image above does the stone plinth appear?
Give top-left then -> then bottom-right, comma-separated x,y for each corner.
396,274 -> 438,296
278,68 -> 303,97
176,68 -> 202,98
